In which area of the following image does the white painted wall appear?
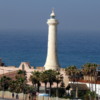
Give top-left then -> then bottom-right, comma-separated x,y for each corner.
86,83 -> 100,95
71,82 -> 100,95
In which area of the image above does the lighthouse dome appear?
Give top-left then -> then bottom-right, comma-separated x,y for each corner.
50,9 -> 56,18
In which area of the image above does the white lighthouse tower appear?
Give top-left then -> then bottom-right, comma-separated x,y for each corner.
44,10 -> 60,70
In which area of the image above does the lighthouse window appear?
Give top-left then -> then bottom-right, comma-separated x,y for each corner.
51,16 -> 55,19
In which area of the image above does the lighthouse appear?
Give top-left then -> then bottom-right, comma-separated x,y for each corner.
44,10 -> 60,70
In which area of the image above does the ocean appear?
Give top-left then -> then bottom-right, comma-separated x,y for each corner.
0,30 -> 100,68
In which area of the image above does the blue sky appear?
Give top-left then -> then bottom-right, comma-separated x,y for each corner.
0,0 -> 100,31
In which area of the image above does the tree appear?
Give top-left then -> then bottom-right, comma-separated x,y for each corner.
17,70 -> 26,77
65,66 -> 77,82
55,72 -> 62,89
0,76 -> 11,98
0,76 -> 11,91
23,84 -> 32,100
9,80 -> 16,92
82,63 -> 98,91
84,90 -> 97,100
28,86 -> 36,100
43,70 -> 56,96
15,77 -> 25,92
82,63 -> 97,81
14,70 -> 27,99
30,71 -> 41,92
55,71 -> 63,97
65,66 -> 82,98
41,71 -> 48,93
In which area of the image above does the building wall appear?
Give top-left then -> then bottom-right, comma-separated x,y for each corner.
72,82 -> 100,95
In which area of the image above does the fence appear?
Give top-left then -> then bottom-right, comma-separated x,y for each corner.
0,91 -> 81,100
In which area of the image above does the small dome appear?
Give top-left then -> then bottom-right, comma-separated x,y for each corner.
50,9 -> 56,18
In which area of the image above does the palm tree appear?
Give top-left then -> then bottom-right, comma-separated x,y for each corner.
14,70 -> 27,99
43,70 -> 56,96
65,65 -> 77,82
23,84 -> 32,100
55,71 -> 63,97
65,66 -> 82,98
15,77 -> 25,98
82,63 -> 98,91
0,76 -> 11,98
55,72 -> 62,88
28,86 -> 36,100
30,71 -> 41,92
41,71 -> 48,93
82,63 -> 97,81
9,80 -> 16,98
